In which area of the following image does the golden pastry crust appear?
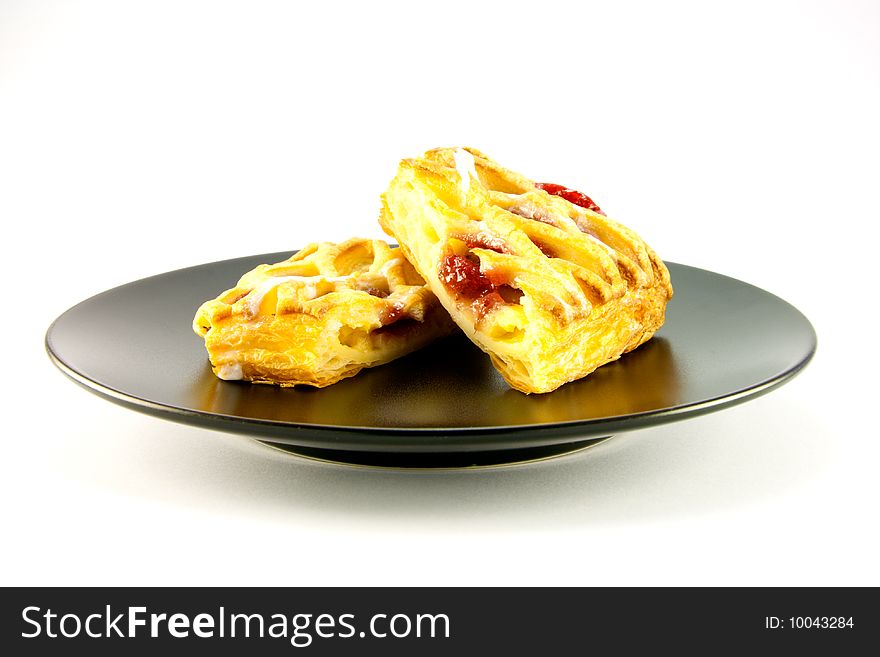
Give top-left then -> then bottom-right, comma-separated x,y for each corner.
379,147 -> 673,394
193,238 -> 457,387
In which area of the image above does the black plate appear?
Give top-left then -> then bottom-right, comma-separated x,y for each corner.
46,252 -> 816,467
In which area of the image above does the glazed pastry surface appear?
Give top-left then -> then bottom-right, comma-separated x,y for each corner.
380,147 -> 673,394
193,238 -> 457,387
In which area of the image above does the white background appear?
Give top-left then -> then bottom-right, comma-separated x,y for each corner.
1,0 -> 878,586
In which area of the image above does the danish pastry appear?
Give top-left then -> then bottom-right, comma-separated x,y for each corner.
379,147 -> 673,394
193,238 -> 457,387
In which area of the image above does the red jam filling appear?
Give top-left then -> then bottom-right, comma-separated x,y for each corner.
535,182 -> 605,216
439,255 -> 493,298
439,254 -> 522,321
471,290 -> 505,319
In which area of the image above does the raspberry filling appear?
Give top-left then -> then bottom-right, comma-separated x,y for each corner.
439,254 -> 519,320
535,182 -> 605,216
439,255 -> 493,298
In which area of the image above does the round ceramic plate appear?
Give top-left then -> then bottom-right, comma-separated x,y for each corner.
46,252 -> 816,467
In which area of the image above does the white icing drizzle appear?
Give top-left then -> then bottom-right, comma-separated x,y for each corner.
471,231 -> 507,252
243,274 -> 349,317
216,362 -> 243,380
507,202 -> 551,224
236,257 -> 412,321
509,201 -> 616,255
453,148 -> 478,197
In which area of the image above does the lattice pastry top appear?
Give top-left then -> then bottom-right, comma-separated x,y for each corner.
380,147 -> 673,393
193,238 -> 457,387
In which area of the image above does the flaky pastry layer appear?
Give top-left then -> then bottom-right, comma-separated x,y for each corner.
380,147 -> 673,394
193,238 -> 457,387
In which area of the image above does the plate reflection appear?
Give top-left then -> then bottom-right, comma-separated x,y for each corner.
192,334 -> 681,429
